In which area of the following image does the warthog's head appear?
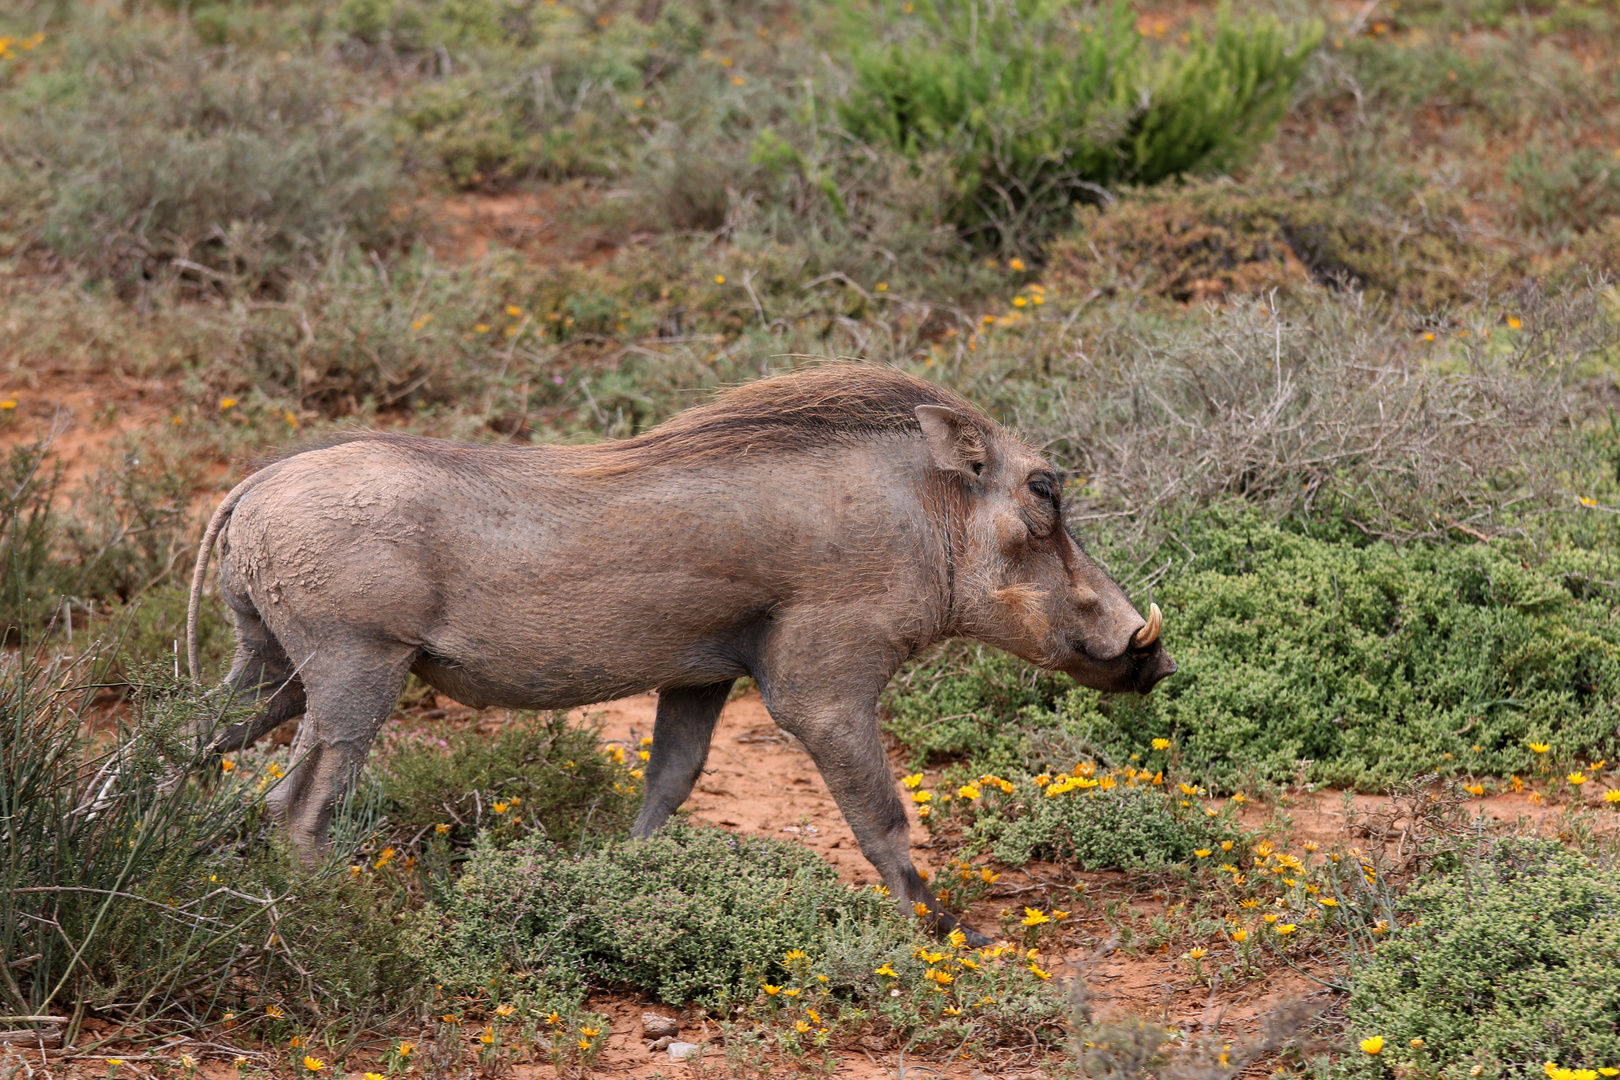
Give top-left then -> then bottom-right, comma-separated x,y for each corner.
916,405 -> 1176,695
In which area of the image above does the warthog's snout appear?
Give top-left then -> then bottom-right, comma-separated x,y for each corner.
1067,605 -> 1177,694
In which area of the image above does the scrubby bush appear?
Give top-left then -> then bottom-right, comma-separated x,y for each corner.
378,710 -> 639,849
890,513 -> 1620,791
421,821 -> 1067,1049
836,0 -> 1320,251
1046,180 -> 1500,309
1345,839 -> 1620,1074
0,21 -> 404,293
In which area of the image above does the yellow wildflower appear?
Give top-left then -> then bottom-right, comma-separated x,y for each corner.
902,773 -> 924,788
1021,907 -> 1049,927
1028,964 -> 1051,979
1320,897 -> 1339,907
493,802 -> 509,814
1187,947 -> 1206,959
303,1058 -> 325,1072
1360,1037 -> 1384,1055
1275,924 -> 1297,935
795,1020 -> 811,1034
981,868 -> 1000,883
1151,738 -> 1171,750
912,790 -> 932,803
1605,789 -> 1620,804
763,984 -> 781,995
875,963 -> 898,978
958,784 -> 980,800
1230,929 -> 1247,943
478,1027 -> 494,1045
219,397 -> 238,410
1194,849 -> 1211,858
1530,742 -> 1550,754
266,1005 -> 284,1018
1568,772 -> 1588,786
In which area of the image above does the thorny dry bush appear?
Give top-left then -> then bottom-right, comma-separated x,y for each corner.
1010,282 -> 1618,545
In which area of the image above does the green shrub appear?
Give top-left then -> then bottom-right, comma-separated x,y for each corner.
377,711 -> 639,850
0,440 -> 61,637
0,652 -> 420,1030
420,821 -> 1067,1049
1345,839 -> 1620,1074
889,514 -> 1620,791
883,644 -> 1069,770
929,767 -> 1244,870
835,0 -> 1320,251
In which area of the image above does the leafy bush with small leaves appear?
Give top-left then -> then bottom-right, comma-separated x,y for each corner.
1344,839 -> 1620,1074
883,644 -> 1069,770
889,513 -> 1620,791
378,711 -> 638,850
836,0 -> 1320,251
420,821 -> 1067,1051
919,766 -> 1242,869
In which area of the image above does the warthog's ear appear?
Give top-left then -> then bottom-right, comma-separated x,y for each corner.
915,405 -> 988,479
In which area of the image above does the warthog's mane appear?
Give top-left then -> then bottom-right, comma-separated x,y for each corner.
266,364 -> 998,476
578,363 -> 995,475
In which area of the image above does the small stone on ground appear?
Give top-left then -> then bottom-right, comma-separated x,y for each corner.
667,1041 -> 699,1061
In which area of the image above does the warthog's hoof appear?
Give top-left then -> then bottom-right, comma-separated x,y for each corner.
957,923 -> 995,948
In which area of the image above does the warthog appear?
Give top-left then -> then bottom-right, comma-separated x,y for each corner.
187,364 -> 1173,942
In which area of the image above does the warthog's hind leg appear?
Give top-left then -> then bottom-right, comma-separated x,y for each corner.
202,602 -> 307,757
632,681 -> 735,837
267,642 -> 416,864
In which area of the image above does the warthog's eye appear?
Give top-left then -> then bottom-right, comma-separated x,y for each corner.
1027,474 -> 1058,508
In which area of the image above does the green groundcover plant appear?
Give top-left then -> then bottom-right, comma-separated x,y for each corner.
1345,839 -> 1620,1074
419,821 -> 1066,1048
887,513 -> 1620,790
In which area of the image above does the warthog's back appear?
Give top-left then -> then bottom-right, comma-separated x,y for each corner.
221,432 -> 947,710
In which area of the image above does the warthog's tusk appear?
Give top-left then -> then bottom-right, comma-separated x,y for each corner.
1133,603 -> 1162,648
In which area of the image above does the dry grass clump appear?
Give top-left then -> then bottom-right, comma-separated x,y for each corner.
1015,282 -> 1617,542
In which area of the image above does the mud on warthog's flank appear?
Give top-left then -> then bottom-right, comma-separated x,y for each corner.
186,364 -> 1173,942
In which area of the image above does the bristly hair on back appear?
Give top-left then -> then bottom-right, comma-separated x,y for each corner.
574,362 -> 996,475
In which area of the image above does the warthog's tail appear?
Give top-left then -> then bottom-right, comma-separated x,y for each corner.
186,465 -> 285,681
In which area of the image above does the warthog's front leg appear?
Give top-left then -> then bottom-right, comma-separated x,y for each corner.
765,686 -> 993,947
633,680 -> 735,837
